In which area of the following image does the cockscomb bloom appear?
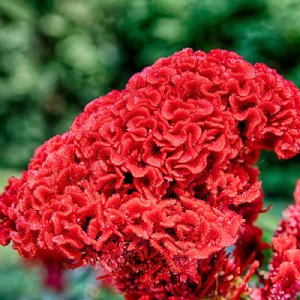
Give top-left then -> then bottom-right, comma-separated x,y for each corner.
252,181 -> 300,299
1,48 -> 300,299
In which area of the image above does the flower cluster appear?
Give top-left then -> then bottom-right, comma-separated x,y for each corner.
1,49 -> 300,298
252,181 -> 300,299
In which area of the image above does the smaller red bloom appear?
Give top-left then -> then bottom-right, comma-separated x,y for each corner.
294,179 -> 300,205
253,182 -> 300,299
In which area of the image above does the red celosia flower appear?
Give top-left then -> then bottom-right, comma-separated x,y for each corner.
293,179 -> 300,205
253,182 -> 300,299
1,48 -> 300,298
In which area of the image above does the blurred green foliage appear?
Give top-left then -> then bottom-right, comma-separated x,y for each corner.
0,246 -> 123,300
1,0 -> 300,199
0,247 -> 42,300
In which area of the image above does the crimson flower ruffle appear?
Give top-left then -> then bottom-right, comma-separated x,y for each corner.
252,181 -> 300,299
1,48 -> 300,298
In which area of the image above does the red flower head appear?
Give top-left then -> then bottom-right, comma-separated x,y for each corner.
253,181 -> 300,299
1,49 -> 300,298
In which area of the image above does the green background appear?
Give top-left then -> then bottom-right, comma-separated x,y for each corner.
1,0 -> 300,299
